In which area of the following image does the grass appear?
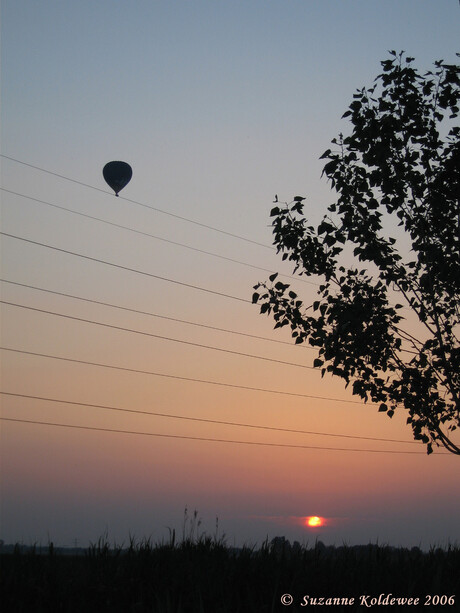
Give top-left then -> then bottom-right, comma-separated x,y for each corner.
1,511 -> 459,612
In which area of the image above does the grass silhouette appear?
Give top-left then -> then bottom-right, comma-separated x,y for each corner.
1,510 -> 459,612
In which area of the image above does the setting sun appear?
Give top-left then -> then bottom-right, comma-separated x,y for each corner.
306,516 -> 324,528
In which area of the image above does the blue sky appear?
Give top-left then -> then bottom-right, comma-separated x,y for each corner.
4,0 -> 459,231
1,1 -> 459,549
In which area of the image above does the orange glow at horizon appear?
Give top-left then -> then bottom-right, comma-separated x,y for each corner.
306,516 -> 324,527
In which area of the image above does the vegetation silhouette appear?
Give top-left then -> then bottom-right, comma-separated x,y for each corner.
2,523 -> 459,612
254,52 -> 460,455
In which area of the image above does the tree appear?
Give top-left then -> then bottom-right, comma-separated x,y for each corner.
253,52 -> 460,455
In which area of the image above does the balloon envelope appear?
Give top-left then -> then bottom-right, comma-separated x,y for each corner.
103,161 -> 132,195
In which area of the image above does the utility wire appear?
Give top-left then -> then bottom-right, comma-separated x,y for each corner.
0,391 -> 419,445
0,279 -> 311,349
0,154 -> 271,249
1,234 -> 414,354
0,187 -> 317,287
0,346 -> 364,405
0,417 -> 440,455
0,232 -> 248,303
1,300 -> 313,370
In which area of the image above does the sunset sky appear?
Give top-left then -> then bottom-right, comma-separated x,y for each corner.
1,0 -> 459,549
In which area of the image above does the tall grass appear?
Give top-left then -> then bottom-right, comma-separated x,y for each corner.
1,512 -> 459,612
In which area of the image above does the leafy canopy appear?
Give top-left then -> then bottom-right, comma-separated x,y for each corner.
254,52 -> 460,455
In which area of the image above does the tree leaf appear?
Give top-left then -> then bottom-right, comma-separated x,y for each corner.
255,51 -> 460,455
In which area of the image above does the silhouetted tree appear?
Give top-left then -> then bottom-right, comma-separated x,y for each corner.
254,52 -> 459,455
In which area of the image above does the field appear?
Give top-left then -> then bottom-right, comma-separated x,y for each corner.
1,532 -> 459,612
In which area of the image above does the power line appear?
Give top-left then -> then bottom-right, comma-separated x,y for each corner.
1,300 -> 313,370
0,390 -> 419,445
0,417 -> 440,455
0,346 -> 363,405
0,187 -> 317,287
0,279 -> 311,349
0,154 -> 271,249
0,234 -> 415,356
0,232 -> 248,303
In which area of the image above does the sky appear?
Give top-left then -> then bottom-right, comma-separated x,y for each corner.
1,0 -> 459,549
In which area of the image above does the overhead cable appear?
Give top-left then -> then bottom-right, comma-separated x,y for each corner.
1,300 -> 312,370
0,187 -> 317,287
1,417 -> 442,455
0,390 -> 419,445
0,232 -> 248,303
0,154 -> 271,249
0,346 -> 363,404
0,279 -> 311,349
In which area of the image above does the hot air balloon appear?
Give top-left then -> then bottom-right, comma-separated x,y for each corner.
103,161 -> 132,196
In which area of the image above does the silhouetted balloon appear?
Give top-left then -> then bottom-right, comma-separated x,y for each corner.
103,161 -> 132,196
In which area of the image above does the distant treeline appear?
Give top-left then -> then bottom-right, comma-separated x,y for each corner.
1,536 -> 459,612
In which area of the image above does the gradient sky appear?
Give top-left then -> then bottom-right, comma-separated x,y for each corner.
1,0 -> 459,549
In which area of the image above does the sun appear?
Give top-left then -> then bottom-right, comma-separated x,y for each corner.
306,516 -> 324,527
